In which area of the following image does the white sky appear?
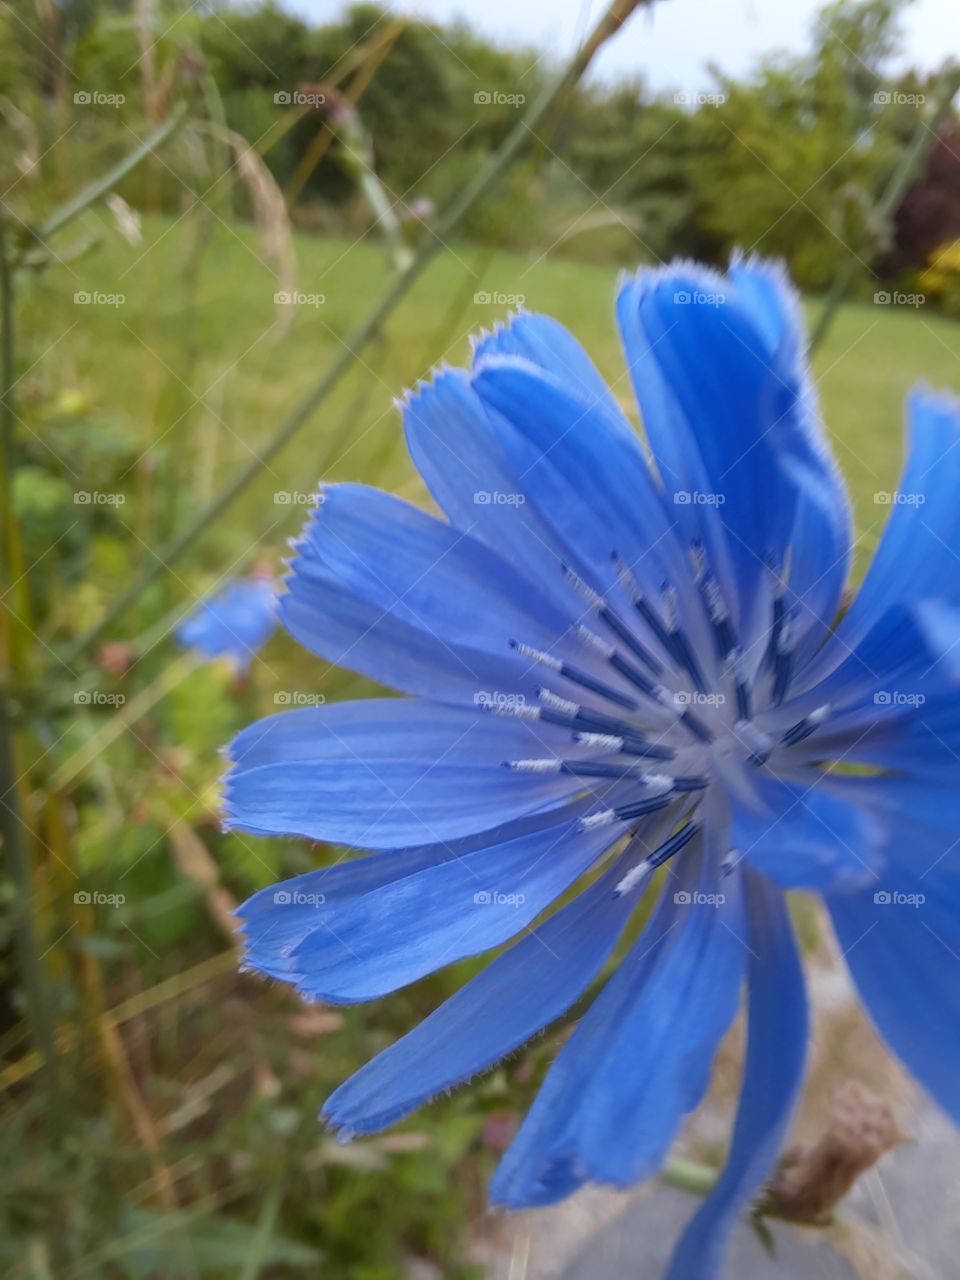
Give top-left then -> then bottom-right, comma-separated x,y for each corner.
284,0 -> 958,93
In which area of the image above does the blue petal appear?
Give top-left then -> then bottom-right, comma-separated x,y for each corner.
829,853 -> 960,1122
617,257 -> 850,655
176,577 -> 277,671
236,807 -> 568,983
403,367 -> 600,616
664,873 -> 808,1280
786,604 -> 960,779
729,774 -> 880,892
282,482 -> 583,705
490,842 -> 746,1206
322,847 -> 646,1136
470,355 -> 695,609
289,807 -> 620,1002
224,700 -> 600,849
472,311 -> 623,418
815,388 -> 960,669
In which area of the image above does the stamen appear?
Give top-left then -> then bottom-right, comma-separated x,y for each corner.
726,646 -> 752,722
721,848 -> 740,877
613,821 -> 700,896
660,584 -> 707,693
538,689 -> 677,758
573,732 -> 624,752
477,698 -> 542,721
781,703 -> 830,748
579,808 -> 618,831
700,569 -> 736,659
561,764 -> 676,788
734,720 -> 772,766
771,615 -> 794,707
613,793 -> 675,823
511,640 -> 639,711
563,565 -> 663,674
574,624 -> 665,702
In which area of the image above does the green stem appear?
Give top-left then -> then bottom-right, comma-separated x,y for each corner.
33,104 -> 187,246
659,1156 -> 720,1198
57,0 -> 651,671
810,66 -> 960,354
0,223 -> 63,1121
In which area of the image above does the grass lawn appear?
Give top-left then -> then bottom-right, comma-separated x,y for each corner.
23,211 -> 960,589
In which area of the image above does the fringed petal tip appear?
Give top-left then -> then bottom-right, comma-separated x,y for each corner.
907,381 -> 960,424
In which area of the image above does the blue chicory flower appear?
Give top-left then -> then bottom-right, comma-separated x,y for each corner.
176,576 -> 278,672
225,256 -> 960,1278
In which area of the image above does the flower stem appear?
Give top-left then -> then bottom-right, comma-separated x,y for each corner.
659,1156 -> 720,1198
0,220 -> 64,1125
34,103 -> 187,245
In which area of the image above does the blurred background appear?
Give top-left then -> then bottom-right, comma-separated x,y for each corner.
1,0 -> 959,1276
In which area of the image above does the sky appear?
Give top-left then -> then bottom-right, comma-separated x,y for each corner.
285,0 -> 958,95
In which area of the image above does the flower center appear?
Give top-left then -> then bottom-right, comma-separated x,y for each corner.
493,547 -> 833,892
